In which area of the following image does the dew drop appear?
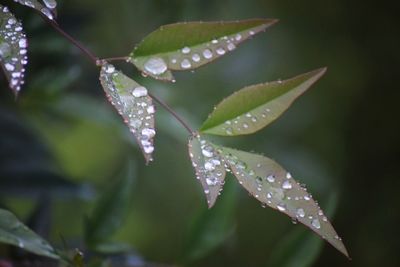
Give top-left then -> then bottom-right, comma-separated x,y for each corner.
296,208 -> 305,218
132,86 -> 148,97
203,49 -> 213,59
180,59 -> 191,69
192,53 -> 201,62
311,219 -> 321,229
277,204 -> 286,212
216,47 -> 226,55
43,0 -> 57,9
181,46 -> 191,54
266,175 -> 275,183
227,43 -> 236,51
282,180 -> 292,190
144,57 -> 167,75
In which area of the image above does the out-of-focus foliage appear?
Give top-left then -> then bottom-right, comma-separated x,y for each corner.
0,0 -> 399,266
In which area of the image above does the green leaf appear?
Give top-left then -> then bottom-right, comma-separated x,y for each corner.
266,193 -> 338,267
188,135 -> 227,208
0,208 -> 59,259
129,19 -> 277,81
14,0 -> 57,20
0,5 -> 28,96
85,160 -> 135,249
200,68 -> 327,136
99,63 -> 156,164
182,178 -> 237,263
216,146 -> 348,257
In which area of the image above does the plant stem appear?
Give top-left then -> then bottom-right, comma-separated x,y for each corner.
149,93 -> 195,135
43,15 -> 99,65
40,14 -> 195,136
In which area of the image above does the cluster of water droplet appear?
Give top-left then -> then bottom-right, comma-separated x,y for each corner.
0,5 -> 28,94
140,27 -> 264,77
100,63 -> 156,161
223,108 -> 271,135
222,151 -> 336,232
14,0 -> 56,20
189,137 -> 226,205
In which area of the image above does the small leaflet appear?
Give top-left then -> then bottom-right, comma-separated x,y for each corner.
13,0 -> 57,20
0,5 -> 28,96
99,63 -> 156,164
217,146 -> 348,257
188,135 -> 226,208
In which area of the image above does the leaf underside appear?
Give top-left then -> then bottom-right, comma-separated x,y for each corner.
188,136 -> 226,208
14,0 -> 57,20
129,19 -> 277,81
0,208 -> 59,259
0,5 -> 28,96
99,63 -> 156,164
200,68 -> 327,136
215,145 -> 348,257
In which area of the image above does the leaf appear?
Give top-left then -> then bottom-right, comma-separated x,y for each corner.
85,160 -> 135,248
266,193 -> 338,267
129,19 -> 277,81
216,146 -> 348,257
0,5 -> 28,96
181,178 -> 237,263
188,135 -> 227,208
0,208 -> 59,259
14,0 -> 57,20
99,63 -> 156,164
200,68 -> 327,136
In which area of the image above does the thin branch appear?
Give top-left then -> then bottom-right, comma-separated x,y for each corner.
102,56 -> 130,62
149,92 -> 195,135
43,15 -> 99,65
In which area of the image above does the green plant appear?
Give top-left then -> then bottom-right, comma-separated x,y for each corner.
0,1 -> 348,265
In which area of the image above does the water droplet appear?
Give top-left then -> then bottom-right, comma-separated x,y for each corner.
203,49 -> 213,59
180,59 -> 191,69
225,127 -> 233,135
142,128 -> 156,138
192,53 -> 201,62
201,146 -> 214,157
227,43 -> 236,51
43,0 -> 57,9
286,172 -> 292,179
144,57 -> 167,75
266,175 -> 275,183
282,180 -> 292,190
130,119 -> 142,129
311,219 -> 321,229
181,46 -> 191,54
105,64 -> 115,73
277,204 -> 286,211
216,47 -> 226,55
132,86 -> 148,97
147,105 -> 155,114
235,34 -> 242,41
296,208 -> 305,218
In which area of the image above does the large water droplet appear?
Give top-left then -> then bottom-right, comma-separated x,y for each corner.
144,57 -> 167,75
181,59 -> 191,69
282,180 -> 292,190
203,49 -> 213,59
43,0 -> 57,9
296,208 -> 305,218
312,218 -> 321,229
132,86 -> 148,97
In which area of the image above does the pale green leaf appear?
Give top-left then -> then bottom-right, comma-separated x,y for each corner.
0,5 -> 28,96
200,68 -> 327,136
0,208 -> 59,259
99,63 -> 156,164
85,161 -> 135,249
216,146 -> 348,257
14,0 -> 57,20
188,135 -> 226,208
129,19 -> 277,81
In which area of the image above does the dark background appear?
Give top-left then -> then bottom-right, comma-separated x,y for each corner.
1,0 -> 399,266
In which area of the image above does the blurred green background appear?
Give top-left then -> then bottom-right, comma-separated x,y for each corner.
1,0 -> 399,266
